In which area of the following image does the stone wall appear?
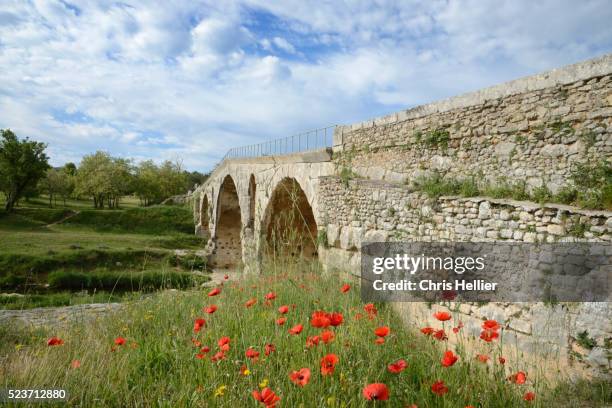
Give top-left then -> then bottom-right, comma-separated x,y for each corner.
317,176 -> 611,377
333,55 -> 612,193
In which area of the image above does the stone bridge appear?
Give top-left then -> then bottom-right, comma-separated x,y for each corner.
193,54 -> 612,376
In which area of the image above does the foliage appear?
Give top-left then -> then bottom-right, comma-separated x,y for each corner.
38,167 -> 75,207
575,330 -> 597,350
0,129 -> 50,211
74,151 -> 133,209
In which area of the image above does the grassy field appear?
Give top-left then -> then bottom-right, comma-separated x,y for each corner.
1,260 -> 607,407
0,199 -> 208,309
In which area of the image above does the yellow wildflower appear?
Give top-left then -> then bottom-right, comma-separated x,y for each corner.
259,378 -> 269,389
214,385 -> 227,397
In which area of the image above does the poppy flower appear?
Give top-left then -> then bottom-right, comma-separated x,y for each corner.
211,351 -> 226,362
329,313 -> 344,327
341,284 -> 351,293
289,324 -> 303,335
509,371 -> 527,385
193,318 -> 206,333
476,354 -> 489,363
433,329 -> 447,341
191,338 -> 202,348
264,292 -> 276,300
200,346 -> 210,353
375,337 -> 385,345
245,347 -> 260,360
431,380 -> 449,396
310,311 -> 331,328
420,327 -> 434,336
195,353 -> 206,360
265,343 -> 276,356
523,392 -> 535,401
276,317 -> 287,326
364,303 -> 377,316
374,326 -> 390,337
71,360 -> 80,368
114,337 -> 126,346
434,311 -> 452,321
204,305 -> 217,314
224,274 -> 229,280
306,335 -> 320,348
452,321 -> 464,334
245,298 -> 257,308
208,287 -> 221,297
320,353 -> 339,375
482,319 -> 500,331
278,305 -> 289,314
47,337 -> 64,346
218,336 -> 231,351
362,383 -> 390,401
441,350 -> 458,367
289,368 -> 311,387
387,359 -> 408,373
480,329 -> 499,342
321,330 -> 335,344
498,356 -> 506,365
252,388 -> 280,408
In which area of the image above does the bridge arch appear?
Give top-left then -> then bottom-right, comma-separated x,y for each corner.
248,174 -> 256,229
199,194 -> 210,237
212,175 -> 242,269
262,177 -> 318,259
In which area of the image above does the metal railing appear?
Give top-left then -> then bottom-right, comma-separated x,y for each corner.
223,125 -> 336,159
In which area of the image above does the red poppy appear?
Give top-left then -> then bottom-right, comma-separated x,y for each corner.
264,292 -> 276,300
70,359 -> 80,368
509,371 -> 527,385
191,338 -> 202,348
193,318 -> 206,333
289,324 -> 303,335
208,287 -> 221,297
245,347 -> 259,360
441,350 -> 458,367
211,351 -> 226,362
374,326 -> 390,337
265,343 -> 276,356
329,312 -> 344,327
433,311 -> 452,321
224,274 -> 229,280
276,317 -> 287,326
433,329 -> 447,341
364,303 -> 377,316
47,337 -> 64,346
420,327 -> 434,336
195,353 -> 206,359
320,353 -> 339,375
310,311 -> 331,328
387,359 -> 408,373
375,337 -> 385,345
289,368 -> 311,387
245,298 -> 257,308
218,336 -> 231,351
306,335 -> 320,348
362,383 -> 389,401
431,380 -> 449,396
498,356 -> 506,365
523,392 -> 535,401
341,284 -> 351,293
278,305 -> 289,314
452,321 -> 464,334
482,319 -> 500,331
200,346 -> 210,353
114,337 -> 126,346
321,330 -> 335,344
480,329 -> 499,342
476,354 -> 489,363
204,305 -> 217,314
252,388 -> 280,408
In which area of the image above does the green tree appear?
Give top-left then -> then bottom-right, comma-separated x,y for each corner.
0,129 -> 50,211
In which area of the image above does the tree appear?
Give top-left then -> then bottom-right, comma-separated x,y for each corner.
39,167 -> 75,207
0,129 -> 50,211
75,151 -> 134,209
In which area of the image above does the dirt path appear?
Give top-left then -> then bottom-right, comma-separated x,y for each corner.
44,210 -> 81,227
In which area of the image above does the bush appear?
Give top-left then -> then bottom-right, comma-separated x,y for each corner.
47,270 -> 208,292
65,206 -> 193,234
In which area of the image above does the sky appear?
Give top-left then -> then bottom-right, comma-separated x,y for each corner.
1,1 -> 611,172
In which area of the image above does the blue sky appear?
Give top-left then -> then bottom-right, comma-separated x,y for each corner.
1,0 -> 611,171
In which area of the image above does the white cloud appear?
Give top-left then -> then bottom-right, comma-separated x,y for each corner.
0,0 -> 610,171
